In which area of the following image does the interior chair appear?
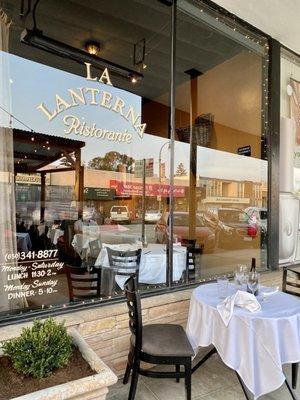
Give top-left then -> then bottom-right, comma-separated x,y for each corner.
60,221 -> 81,266
185,244 -> 203,283
123,276 -> 194,400
105,248 -> 141,296
282,266 -> 300,389
65,265 -> 101,302
88,239 -> 101,265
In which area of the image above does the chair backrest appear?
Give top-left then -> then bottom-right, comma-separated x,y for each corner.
65,221 -> 75,247
89,239 -> 101,259
181,238 -> 197,247
185,244 -> 203,283
65,265 -> 101,301
124,276 -> 143,352
107,248 -> 142,281
282,267 -> 300,297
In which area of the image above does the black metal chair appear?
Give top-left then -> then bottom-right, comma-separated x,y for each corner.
104,248 -> 142,296
65,265 -> 101,302
282,266 -> 300,389
185,244 -> 203,283
123,276 -> 194,400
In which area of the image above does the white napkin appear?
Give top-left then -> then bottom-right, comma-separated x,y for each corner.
217,290 -> 261,326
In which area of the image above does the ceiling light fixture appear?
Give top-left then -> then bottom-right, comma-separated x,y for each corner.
85,40 -> 100,56
129,73 -> 141,84
21,29 -> 143,82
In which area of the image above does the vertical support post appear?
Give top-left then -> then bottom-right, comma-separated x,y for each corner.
267,39 -> 281,270
40,172 -> 46,223
167,0 -> 176,287
74,149 -> 83,216
187,72 -> 200,241
141,158 -> 146,243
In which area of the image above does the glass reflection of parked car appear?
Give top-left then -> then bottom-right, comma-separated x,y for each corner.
244,207 -> 267,247
145,210 -> 162,224
110,205 -> 131,224
199,211 -> 234,245
217,208 -> 259,249
155,212 -> 216,253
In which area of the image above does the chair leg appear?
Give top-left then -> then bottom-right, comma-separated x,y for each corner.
292,363 -> 299,389
123,362 -> 131,385
176,364 -> 180,383
184,360 -> 192,400
123,346 -> 134,385
128,359 -> 140,400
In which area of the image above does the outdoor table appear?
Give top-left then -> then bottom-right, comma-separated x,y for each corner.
16,232 -> 32,253
95,243 -> 187,289
186,282 -> 300,399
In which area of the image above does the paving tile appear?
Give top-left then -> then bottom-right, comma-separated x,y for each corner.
195,384 -> 245,400
140,358 -> 235,399
108,361 -> 300,400
107,378 -> 159,400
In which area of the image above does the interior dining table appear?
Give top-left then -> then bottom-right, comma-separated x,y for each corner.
186,282 -> 300,400
47,227 -> 64,245
16,232 -> 32,253
94,243 -> 187,289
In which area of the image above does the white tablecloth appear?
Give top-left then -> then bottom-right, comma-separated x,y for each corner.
187,283 -> 300,399
72,232 -> 100,256
95,243 -> 187,288
47,228 -> 64,245
16,233 -> 32,252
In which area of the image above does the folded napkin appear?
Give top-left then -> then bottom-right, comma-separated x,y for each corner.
217,290 -> 261,326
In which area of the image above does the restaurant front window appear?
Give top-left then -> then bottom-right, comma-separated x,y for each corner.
174,0 -> 269,281
0,0 -> 269,322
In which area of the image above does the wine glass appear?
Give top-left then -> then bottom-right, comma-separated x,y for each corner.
247,271 -> 260,296
234,264 -> 248,289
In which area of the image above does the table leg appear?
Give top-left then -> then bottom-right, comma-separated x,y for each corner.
235,372 -> 251,400
192,347 -> 217,374
285,377 -> 299,400
292,363 -> 299,389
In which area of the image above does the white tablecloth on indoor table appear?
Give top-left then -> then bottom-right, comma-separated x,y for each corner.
47,228 -> 64,245
72,232 -> 100,256
186,283 -> 300,399
16,232 -> 32,252
95,243 -> 187,288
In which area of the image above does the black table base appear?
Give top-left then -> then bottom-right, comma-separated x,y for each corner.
192,347 -> 298,400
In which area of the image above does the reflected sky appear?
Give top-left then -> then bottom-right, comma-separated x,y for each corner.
0,51 -> 267,183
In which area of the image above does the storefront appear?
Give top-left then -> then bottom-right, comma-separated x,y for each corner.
0,0 -> 273,326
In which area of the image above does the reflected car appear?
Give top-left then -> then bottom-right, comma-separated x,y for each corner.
145,210 -> 162,224
217,208 -> 259,249
199,211 -> 234,243
244,206 -> 268,247
110,205 -> 131,224
155,212 -> 216,253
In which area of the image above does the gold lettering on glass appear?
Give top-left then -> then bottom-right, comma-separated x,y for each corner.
37,64 -> 146,142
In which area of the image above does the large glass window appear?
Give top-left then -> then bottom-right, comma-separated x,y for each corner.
173,0 -> 269,281
0,0 -> 269,322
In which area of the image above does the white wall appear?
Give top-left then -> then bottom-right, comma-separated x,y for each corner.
280,53 -> 300,195
212,0 -> 300,55
281,55 -> 300,118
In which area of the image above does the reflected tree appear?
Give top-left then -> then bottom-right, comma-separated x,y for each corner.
175,162 -> 187,176
88,151 -> 135,173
